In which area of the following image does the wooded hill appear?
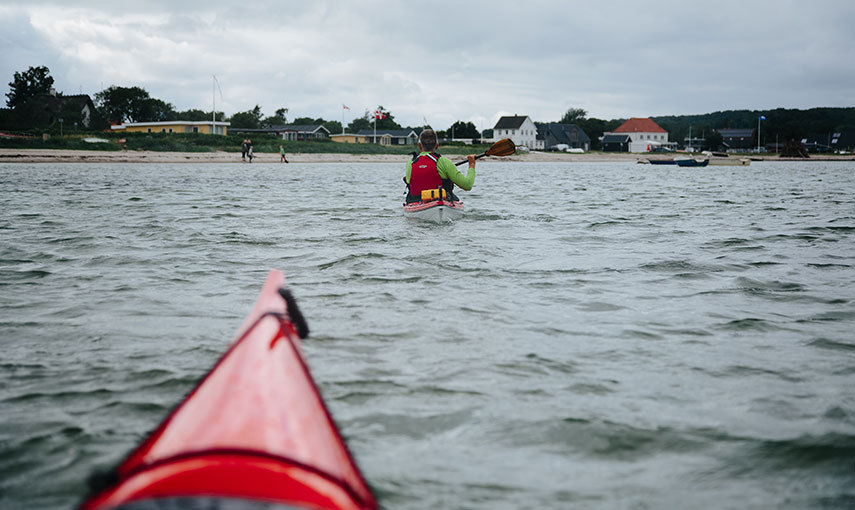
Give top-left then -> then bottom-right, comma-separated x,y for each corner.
651,107 -> 855,148
558,107 -> 855,150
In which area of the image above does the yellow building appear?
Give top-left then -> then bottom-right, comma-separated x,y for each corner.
331,130 -> 417,145
111,121 -> 230,135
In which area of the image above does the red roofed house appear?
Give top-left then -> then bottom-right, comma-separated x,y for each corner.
604,117 -> 671,152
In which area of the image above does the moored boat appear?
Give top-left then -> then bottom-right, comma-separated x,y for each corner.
675,158 -> 710,167
403,199 -> 465,223
707,157 -> 751,166
80,270 -> 378,510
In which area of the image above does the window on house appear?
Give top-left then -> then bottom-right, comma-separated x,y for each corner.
193,127 -> 199,133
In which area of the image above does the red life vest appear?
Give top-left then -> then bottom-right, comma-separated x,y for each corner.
409,153 -> 442,196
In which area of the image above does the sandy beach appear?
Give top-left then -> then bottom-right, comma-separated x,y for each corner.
1,148 -> 851,164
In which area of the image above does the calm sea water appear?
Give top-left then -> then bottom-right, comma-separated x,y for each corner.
1,160 -> 854,509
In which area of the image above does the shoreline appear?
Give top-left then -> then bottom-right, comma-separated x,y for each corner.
1,148 -> 853,164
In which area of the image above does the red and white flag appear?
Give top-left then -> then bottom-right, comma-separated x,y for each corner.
374,109 -> 385,119
342,104 -> 350,110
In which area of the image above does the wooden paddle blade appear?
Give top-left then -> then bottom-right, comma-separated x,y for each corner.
485,138 -> 516,157
453,138 -> 517,166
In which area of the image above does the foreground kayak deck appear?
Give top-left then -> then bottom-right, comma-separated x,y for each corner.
80,270 -> 377,510
402,199 -> 465,223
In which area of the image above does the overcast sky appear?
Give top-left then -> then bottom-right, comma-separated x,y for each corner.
1,0 -> 853,130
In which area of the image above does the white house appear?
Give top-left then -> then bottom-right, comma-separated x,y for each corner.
605,117 -> 671,153
493,115 -> 538,149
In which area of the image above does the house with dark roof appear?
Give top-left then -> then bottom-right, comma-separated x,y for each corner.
830,131 -> 855,153
111,120 -> 230,135
229,124 -> 329,140
717,128 -> 756,152
536,123 -> 591,151
604,117 -> 670,152
14,91 -> 105,130
801,133 -> 834,153
493,115 -> 537,149
802,131 -> 855,153
601,133 -> 631,152
350,128 -> 418,145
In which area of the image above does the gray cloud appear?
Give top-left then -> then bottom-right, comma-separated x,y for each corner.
1,0 -> 853,129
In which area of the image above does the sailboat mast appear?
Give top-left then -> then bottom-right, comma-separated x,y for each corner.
212,75 -> 216,134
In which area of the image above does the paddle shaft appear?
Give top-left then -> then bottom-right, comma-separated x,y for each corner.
454,152 -> 488,166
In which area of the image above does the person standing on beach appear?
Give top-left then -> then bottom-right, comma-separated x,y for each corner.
241,139 -> 248,161
280,144 -> 289,163
247,142 -> 254,163
404,128 -> 475,203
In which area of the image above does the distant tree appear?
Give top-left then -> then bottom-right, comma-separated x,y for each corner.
577,117 -> 620,150
560,107 -> 588,124
6,65 -> 54,109
95,86 -> 174,123
291,116 -> 340,134
176,108 -> 222,121
323,119 -> 342,135
229,105 -> 263,129
347,113 -> 372,133
447,120 -> 480,139
138,97 -> 176,122
703,130 -> 724,151
262,107 -> 288,127
482,128 -> 494,139
370,106 -> 402,130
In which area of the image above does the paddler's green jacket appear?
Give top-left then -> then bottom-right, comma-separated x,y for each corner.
405,152 -> 476,191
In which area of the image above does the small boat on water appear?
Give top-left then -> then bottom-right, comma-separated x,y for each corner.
707,157 -> 751,166
403,198 -> 465,223
647,159 -> 676,165
80,270 -> 378,510
675,158 -> 710,167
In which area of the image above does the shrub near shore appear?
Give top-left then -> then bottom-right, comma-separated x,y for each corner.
0,131 -> 494,156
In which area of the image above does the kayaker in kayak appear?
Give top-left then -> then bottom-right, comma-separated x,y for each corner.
404,128 -> 475,203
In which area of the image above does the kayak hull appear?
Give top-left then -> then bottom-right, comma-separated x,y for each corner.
80,270 -> 377,510
402,200 -> 465,223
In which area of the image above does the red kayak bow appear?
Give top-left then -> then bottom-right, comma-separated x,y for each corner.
80,270 -> 377,510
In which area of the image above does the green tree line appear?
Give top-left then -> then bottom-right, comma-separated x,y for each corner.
5,66 -> 854,148
550,107 -> 855,150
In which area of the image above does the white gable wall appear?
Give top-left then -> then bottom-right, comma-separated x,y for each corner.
494,116 -> 538,149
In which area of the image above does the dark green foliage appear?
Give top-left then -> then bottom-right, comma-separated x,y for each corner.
94,86 -> 176,123
6,66 -> 54,109
291,116 -> 342,134
653,108 -> 855,148
347,116 -> 372,133
441,121 -> 480,139
175,108 -> 224,121
261,107 -> 289,127
347,107 -> 402,132
577,118 -> 622,150
560,108 -> 588,124
229,105 -> 263,129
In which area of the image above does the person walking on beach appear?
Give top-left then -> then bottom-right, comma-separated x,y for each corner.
404,128 -> 475,203
241,139 -> 248,161
247,142 -> 254,163
280,144 -> 289,163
